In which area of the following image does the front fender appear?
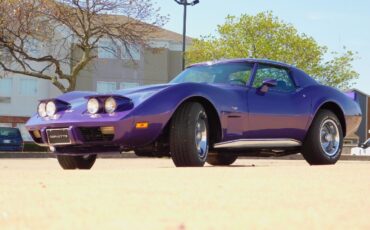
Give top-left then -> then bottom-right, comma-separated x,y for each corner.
125,83 -> 236,147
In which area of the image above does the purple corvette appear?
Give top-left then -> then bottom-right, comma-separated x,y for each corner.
26,59 -> 362,169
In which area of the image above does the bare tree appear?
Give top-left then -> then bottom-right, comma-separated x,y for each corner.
0,0 -> 167,92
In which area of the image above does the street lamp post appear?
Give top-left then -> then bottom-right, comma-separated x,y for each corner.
174,0 -> 200,70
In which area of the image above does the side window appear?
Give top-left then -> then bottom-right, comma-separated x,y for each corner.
228,70 -> 252,85
253,65 -> 296,93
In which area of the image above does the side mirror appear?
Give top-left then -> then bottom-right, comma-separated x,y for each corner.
259,79 -> 277,93
263,79 -> 277,87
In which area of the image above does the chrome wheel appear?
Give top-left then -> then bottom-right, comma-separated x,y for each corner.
320,119 -> 340,157
195,115 -> 208,159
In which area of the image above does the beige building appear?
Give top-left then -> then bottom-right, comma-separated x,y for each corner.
0,24 -> 187,140
75,29 -> 185,92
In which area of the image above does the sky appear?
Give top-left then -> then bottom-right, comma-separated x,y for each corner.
157,0 -> 370,93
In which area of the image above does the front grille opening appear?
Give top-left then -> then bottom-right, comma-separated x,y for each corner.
29,130 -> 43,144
79,127 -> 114,142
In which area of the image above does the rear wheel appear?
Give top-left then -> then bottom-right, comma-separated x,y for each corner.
207,154 -> 238,166
302,110 -> 343,165
134,149 -> 154,157
56,154 -> 97,170
170,102 -> 209,167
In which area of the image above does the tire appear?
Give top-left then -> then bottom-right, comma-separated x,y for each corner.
56,154 -> 97,170
170,102 -> 209,167
302,110 -> 343,165
207,154 -> 238,166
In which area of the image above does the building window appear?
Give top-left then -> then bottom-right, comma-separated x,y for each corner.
97,81 -> 117,93
98,38 -> 141,60
98,39 -> 119,59
120,82 -> 140,89
0,47 -> 12,63
20,79 -> 38,96
122,44 -> 141,61
26,38 -> 42,57
0,78 -> 12,97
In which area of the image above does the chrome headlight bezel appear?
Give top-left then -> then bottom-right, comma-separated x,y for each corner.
87,98 -> 100,114
105,97 -> 117,114
37,102 -> 47,117
46,101 -> 57,117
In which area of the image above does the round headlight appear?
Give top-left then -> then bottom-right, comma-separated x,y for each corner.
38,102 -> 47,117
105,97 -> 117,114
46,101 -> 57,117
87,98 -> 100,114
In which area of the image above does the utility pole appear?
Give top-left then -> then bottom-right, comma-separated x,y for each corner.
174,0 -> 200,70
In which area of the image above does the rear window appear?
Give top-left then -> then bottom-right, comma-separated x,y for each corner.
0,128 -> 21,138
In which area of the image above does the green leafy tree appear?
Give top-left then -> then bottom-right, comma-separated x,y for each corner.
186,12 -> 358,89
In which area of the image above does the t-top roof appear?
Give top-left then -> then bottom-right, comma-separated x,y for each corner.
188,58 -> 294,69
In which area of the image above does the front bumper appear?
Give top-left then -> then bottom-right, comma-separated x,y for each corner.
26,115 -> 135,149
26,107 -> 170,154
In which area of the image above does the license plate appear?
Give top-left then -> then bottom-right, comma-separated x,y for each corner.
47,129 -> 71,145
3,140 -> 11,144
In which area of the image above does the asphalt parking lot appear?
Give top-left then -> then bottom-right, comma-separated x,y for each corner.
1,158 -> 370,230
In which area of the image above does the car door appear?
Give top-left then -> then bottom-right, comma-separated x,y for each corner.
246,64 -> 311,141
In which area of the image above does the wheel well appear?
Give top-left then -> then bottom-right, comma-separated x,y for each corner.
177,97 -> 222,148
317,102 -> 346,136
142,97 -> 222,155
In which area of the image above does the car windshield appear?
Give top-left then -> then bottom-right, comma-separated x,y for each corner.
0,128 -> 20,138
170,62 -> 253,86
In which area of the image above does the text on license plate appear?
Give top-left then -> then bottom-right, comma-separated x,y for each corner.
47,129 -> 71,145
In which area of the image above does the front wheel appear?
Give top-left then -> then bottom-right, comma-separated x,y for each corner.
170,102 -> 209,167
56,154 -> 97,170
302,110 -> 343,165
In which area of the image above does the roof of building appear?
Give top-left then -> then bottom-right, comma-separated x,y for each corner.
150,26 -> 192,43
100,14 -> 192,44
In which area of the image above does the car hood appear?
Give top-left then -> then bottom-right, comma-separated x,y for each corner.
115,83 -> 175,105
56,83 -> 175,112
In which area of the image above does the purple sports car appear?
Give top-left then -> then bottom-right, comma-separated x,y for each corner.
26,59 -> 362,169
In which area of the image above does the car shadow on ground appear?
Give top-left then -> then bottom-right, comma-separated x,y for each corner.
157,164 -> 260,169
205,164 -> 257,168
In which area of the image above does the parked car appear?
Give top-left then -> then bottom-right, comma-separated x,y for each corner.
26,59 -> 362,169
0,127 -> 24,152
360,138 -> 370,149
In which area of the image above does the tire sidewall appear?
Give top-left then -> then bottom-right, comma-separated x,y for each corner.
170,102 -> 210,167
56,154 -> 97,170
302,110 -> 344,165
316,113 -> 343,161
